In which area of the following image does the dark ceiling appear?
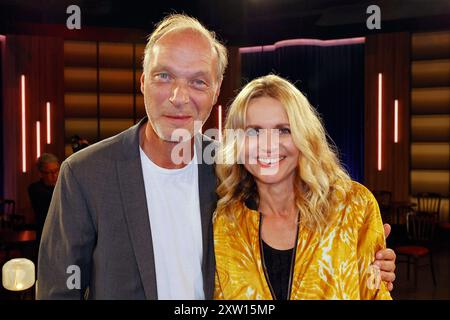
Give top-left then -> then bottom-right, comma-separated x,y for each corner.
1,0 -> 449,45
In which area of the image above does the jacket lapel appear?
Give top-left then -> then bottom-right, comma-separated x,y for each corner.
116,119 -> 158,299
196,135 -> 218,299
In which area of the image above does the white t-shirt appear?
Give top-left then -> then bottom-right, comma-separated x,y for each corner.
139,146 -> 204,300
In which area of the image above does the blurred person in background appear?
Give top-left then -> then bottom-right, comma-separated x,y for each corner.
28,153 -> 60,245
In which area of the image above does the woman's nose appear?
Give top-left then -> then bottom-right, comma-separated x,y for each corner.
258,129 -> 280,152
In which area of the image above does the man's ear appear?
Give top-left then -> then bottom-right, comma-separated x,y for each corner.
140,72 -> 146,95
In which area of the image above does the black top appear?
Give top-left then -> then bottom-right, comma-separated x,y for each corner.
262,240 -> 294,300
28,179 -> 54,243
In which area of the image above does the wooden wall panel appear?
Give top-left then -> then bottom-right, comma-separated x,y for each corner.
99,94 -> 134,118
411,142 -> 450,169
64,67 -> 97,92
99,69 -> 134,93
136,95 -> 146,120
64,41 -> 97,68
412,59 -> 450,87
65,93 -> 97,117
411,170 -> 450,195
364,33 -> 411,202
64,118 -> 98,143
412,31 -> 450,60
99,42 -> 134,68
99,119 -> 134,140
411,87 -> 450,114
411,115 -> 450,142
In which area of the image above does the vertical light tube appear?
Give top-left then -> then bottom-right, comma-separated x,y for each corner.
46,102 -> 51,144
394,99 -> 399,143
21,75 -> 27,173
377,73 -> 382,171
36,121 -> 41,159
218,105 -> 222,142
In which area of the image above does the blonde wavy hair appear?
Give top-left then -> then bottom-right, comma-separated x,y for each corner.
216,74 -> 353,231
143,13 -> 228,81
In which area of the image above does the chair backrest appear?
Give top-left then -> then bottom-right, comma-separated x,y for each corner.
372,190 -> 393,223
416,192 -> 441,215
406,211 -> 437,244
0,199 -> 16,222
373,190 -> 392,208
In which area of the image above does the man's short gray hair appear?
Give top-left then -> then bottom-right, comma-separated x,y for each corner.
37,153 -> 59,172
142,14 -> 228,81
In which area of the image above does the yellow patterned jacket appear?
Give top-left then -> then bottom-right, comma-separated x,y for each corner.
213,181 -> 392,300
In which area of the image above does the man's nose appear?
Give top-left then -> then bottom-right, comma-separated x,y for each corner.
169,80 -> 189,106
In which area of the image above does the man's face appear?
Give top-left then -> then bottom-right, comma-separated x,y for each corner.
141,30 -> 222,142
39,162 -> 60,187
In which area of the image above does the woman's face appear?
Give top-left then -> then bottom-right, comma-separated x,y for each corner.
242,96 -> 300,186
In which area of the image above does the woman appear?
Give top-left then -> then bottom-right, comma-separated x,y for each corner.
214,74 -> 392,300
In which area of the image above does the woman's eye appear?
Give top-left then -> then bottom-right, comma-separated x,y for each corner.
245,128 -> 259,136
279,128 -> 291,135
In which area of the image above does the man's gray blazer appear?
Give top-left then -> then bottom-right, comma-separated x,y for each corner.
36,118 -> 218,299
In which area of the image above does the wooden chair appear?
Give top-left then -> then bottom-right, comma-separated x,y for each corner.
395,211 -> 437,287
0,199 -> 15,228
0,199 -> 24,229
439,209 -> 450,248
416,192 -> 441,216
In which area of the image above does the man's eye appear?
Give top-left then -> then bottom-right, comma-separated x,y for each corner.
155,73 -> 170,81
245,128 -> 259,136
191,79 -> 207,88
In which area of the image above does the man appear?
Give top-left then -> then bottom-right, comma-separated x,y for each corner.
28,153 -> 60,245
37,14 -> 396,299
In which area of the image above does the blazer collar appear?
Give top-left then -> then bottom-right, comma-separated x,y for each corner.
116,118 -> 157,299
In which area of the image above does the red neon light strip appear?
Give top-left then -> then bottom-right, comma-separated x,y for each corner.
36,121 -> 41,159
394,99 -> 399,143
239,37 -> 365,53
21,75 -> 27,173
378,73 -> 382,171
46,102 -> 51,144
